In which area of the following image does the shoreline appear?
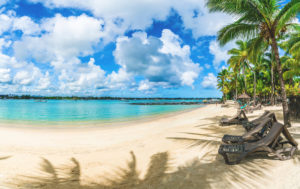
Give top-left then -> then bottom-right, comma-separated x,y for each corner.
0,105 -> 204,130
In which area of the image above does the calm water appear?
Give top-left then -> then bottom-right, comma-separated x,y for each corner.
0,99 -> 202,123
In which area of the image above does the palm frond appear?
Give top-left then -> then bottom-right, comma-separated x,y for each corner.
218,22 -> 259,46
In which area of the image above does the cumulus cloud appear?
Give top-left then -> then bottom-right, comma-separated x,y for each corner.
57,58 -> 106,93
209,40 -> 236,70
13,16 -> 41,35
14,14 -> 103,62
0,53 -> 50,94
28,0 -> 234,41
0,14 -> 12,35
0,11 -> 41,36
201,73 -> 217,89
114,29 -> 202,88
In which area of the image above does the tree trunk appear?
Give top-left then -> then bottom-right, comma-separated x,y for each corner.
222,82 -> 225,103
271,37 -> 291,127
245,62 -> 256,105
253,71 -> 256,105
243,66 -> 247,93
235,75 -> 238,100
270,61 -> 275,105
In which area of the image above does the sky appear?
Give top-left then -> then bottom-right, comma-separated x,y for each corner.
0,0 -> 296,97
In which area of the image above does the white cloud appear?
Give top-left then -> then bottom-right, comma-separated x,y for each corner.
204,64 -> 211,69
55,58 -> 106,93
0,0 -> 8,7
201,73 -> 217,89
0,53 -> 51,93
13,16 -> 40,35
14,14 -> 103,62
209,40 -> 236,70
0,38 -> 11,51
0,68 -> 10,83
0,14 -> 12,35
28,0 -> 234,41
114,29 -> 202,88
37,71 -> 51,90
105,68 -> 134,90
138,80 -> 151,91
0,11 -> 41,36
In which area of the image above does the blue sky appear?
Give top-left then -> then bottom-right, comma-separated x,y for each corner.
0,0 -> 297,97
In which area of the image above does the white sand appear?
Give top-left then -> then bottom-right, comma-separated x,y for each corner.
0,104 -> 299,189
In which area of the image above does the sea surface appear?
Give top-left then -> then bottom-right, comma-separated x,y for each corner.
0,99 -> 203,124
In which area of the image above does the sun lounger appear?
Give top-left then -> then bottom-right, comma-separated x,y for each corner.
252,103 -> 262,110
218,121 -> 298,165
242,111 -> 273,131
222,117 -> 273,144
220,110 -> 248,126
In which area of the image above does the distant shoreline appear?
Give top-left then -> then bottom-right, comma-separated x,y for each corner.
0,95 -> 220,101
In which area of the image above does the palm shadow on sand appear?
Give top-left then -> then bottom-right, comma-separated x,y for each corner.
10,149 -> 286,189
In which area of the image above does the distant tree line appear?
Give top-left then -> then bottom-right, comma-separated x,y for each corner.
0,95 -> 220,101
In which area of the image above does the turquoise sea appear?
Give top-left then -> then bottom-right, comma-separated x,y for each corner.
0,99 -> 203,124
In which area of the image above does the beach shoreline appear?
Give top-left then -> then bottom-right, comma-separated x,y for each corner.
0,104 -> 299,188
0,105 -> 203,130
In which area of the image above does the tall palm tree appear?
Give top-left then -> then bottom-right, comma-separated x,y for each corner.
227,40 -> 250,93
217,69 -> 229,103
207,0 -> 300,127
262,52 -> 276,105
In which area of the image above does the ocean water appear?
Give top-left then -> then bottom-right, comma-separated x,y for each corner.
0,99 -> 202,123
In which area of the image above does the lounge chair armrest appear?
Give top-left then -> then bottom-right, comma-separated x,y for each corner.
222,135 -> 244,144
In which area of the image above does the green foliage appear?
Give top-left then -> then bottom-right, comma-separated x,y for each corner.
210,0 -> 300,100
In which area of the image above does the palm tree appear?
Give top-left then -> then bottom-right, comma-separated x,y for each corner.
286,26 -> 300,57
281,55 -> 300,84
207,0 -> 300,127
217,69 -> 229,103
285,27 -> 300,81
262,52 -> 276,105
227,40 -> 250,94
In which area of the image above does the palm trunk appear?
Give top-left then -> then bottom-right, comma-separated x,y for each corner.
246,62 -> 256,105
222,82 -> 225,103
235,76 -> 238,100
271,37 -> 291,127
253,71 -> 256,105
243,67 -> 247,93
271,62 -> 275,105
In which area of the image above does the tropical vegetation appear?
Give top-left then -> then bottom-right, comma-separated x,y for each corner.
210,0 -> 300,127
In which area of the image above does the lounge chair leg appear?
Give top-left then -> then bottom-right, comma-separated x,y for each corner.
220,152 -> 242,165
275,146 -> 298,160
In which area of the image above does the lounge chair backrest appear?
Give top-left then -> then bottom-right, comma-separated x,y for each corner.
246,122 -> 283,149
243,118 -> 272,139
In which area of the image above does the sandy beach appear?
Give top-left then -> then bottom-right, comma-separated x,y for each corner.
0,104 -> 299,189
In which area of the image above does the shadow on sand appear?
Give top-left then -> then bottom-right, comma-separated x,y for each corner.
9,150 -> 286,189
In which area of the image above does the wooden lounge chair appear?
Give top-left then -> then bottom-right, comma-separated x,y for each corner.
222,117 -> 273,144
218,121 -> 298,165
220,110 -> 248,126
252,103 -> 262,110
242,111 -> 273,131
